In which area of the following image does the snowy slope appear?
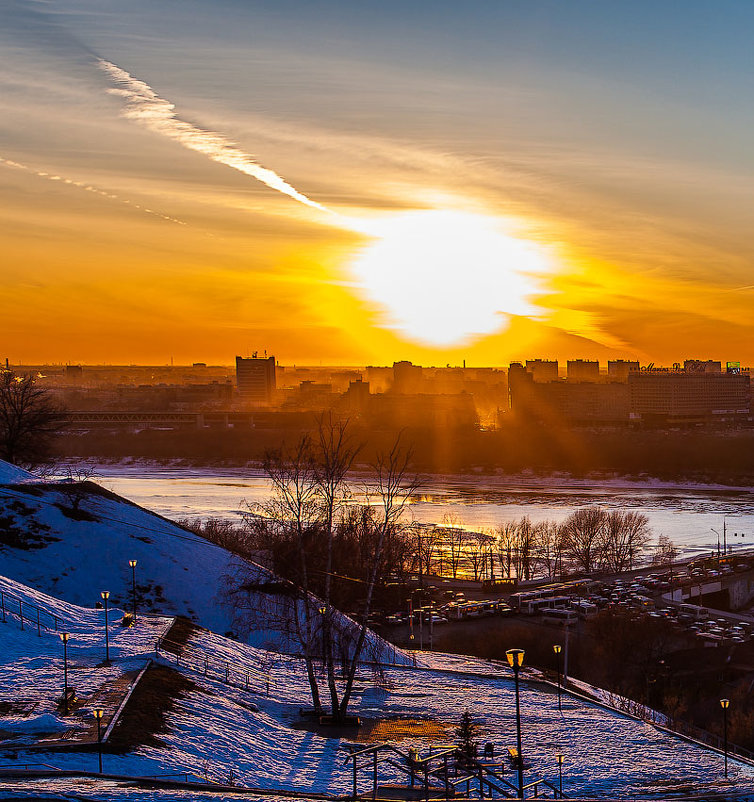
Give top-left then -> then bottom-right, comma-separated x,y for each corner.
0,479 -> 245,635
1,574 -> 753,799
0,473 -> 412,666
0,459 -> 37,484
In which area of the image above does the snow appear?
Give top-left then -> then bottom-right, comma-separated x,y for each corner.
2,463 -> 754,799
1,573 -> 754,799
0,459 -> 37,484
0,477 -> 411,668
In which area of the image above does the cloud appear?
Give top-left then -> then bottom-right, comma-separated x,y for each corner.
98,59 -> 329,214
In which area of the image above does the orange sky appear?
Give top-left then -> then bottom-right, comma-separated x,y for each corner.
3,1 -> 754,367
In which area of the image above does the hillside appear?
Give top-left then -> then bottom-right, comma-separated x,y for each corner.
0,460 -> 407,667
1,573 -> 753,799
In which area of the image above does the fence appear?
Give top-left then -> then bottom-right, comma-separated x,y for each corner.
0,590 -> 64,635
154,635 -> 272,695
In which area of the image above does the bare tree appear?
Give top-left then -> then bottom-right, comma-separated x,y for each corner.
562,507 -> 606,574
336,436 -> 418,719
466,532 -> 492,581
0,370 -> 67,469
533,520 -> 564,579
496,521 -> 518,578
57,462 -> 99,512
515,516 -> 535,581
230,428 -> 418,722
652,534 -> 679,567
442,514 -> 466,580
414,526 -> 438,581
601,511 -> 651,572
314,415 -> 359,715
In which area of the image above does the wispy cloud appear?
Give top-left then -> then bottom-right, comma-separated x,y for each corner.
0,156 -> 186,226
98,59 -> 329,214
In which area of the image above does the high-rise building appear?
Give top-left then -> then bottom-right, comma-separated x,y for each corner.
392,361 -> 423,394
607,360 -> 640,381
525,359 -> 559,383
236,355 -> 276,402
567,359 -> 600,382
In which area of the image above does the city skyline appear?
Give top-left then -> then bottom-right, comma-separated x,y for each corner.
3,1 -> 754,365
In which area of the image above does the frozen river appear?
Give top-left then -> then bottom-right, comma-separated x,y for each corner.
92,464 -> 754,560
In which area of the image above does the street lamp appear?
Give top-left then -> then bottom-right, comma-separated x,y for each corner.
720,698 -> 730,778
556,754 -> 565,798
128,560 -> 138,621
60,632 -> 71,715
553,645 -> 563,711
101,591 -> 110,664
506,648 -> 525,798
93,708 -> 104,772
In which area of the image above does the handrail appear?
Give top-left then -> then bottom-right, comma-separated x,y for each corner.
0,590 -> 64,634
154,636 -> 271,694
0,762 -> 63,772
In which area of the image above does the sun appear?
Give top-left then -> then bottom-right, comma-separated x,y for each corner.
346,209 -> 550,346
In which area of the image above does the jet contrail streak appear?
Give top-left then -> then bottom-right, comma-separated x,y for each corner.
0,156 -> 187,226
98,59 -> 329,214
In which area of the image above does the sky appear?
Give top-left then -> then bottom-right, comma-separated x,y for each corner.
2,0 -> 754,366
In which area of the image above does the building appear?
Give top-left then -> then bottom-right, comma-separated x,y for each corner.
684,360 -> 722,374
392,361 -> 423,394
628,371 -> 750,423
235,355 -> 276,402
567,360 -> 600,382
607,360 -> 640,381
525,359 -> 559,383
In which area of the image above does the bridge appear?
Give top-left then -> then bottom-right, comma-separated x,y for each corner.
64,411 -> 256,429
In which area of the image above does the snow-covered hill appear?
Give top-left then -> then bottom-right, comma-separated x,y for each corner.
1,573 -> 753,800
0,463 -> 410,666
0,471 -> 243,635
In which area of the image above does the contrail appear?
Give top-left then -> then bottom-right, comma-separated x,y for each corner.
98,59 -> 329,214
0,156 -> 187,226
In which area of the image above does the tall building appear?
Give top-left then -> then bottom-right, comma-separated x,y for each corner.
567,359 -> 600,382
392,361 -> 423,394
236,355 -> 276,402
525,359 -> 559,383
607,360 -> 640,381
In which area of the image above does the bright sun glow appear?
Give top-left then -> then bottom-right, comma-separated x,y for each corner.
346,209 -> 550,346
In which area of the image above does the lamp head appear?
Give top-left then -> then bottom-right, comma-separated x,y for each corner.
506,648 -> 525,668
721,698 -> 730,710
556,754 -> 565,766
93,708 -> 104,720
129,559 -> 137,568
60,632 -> 70,643
553,644 -> 562,655
101,591 -> 110,600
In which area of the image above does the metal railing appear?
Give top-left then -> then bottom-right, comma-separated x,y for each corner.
0,590 -> 64,635
154,635 -> 272,695
342,742 -> 563,800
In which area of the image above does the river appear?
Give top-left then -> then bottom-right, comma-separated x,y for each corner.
90,463 -> 754,561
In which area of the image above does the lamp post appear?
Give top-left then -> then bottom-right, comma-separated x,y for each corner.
506,648 -> 525,798
553,645 -> 563,712
60,632 -> 70,715
93,708 -> 104,772
101,591 -> 110,664
556,754 -> 565,798
720,698 -> 730,778
128,560 -> 138,621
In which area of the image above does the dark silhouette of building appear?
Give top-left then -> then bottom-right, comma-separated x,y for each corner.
607,360 -> 639,381
567,359 -> 600,382
525,359 -> 559,382
236,355 -> 276,402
